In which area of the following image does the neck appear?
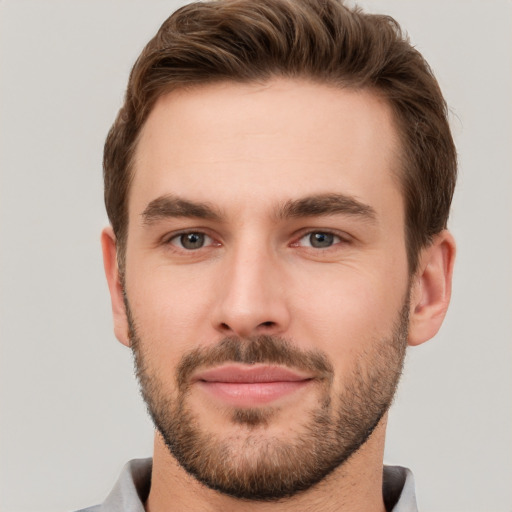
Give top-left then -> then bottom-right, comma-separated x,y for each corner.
145,416 -> 388,512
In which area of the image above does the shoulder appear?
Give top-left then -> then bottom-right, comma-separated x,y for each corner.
73,458 -> 152,512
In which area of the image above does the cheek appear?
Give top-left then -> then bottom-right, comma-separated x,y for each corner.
290,265 -> 408,362
124,267 -> 216,374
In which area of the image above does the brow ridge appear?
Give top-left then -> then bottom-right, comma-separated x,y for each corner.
141,192 -> 376,225
276,193 -> 377,221
142,195 -> 222,224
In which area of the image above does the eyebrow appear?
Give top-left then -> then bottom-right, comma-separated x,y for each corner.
141,195 -> 222,224
276,193 -> 377,222
141,192 -> 376,225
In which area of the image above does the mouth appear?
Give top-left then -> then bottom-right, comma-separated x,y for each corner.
191,364 -> 315,407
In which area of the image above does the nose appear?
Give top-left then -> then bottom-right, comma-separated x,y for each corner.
211,242 -> 291,338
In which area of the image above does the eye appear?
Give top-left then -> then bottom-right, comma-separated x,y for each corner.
298,231 -> 342,249
169,232 -> 214,250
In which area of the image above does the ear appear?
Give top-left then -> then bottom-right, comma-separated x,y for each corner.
101,227 -> 131,347
408,230 -> 456,346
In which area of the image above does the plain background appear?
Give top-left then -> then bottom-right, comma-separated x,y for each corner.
1,1 -> 511,511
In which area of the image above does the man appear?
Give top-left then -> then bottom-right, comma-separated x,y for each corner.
88,0 -> 456,510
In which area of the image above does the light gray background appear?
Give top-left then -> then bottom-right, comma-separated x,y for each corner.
1,1 -> 511,511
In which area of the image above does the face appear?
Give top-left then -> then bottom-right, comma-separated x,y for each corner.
120,79 -> 411,499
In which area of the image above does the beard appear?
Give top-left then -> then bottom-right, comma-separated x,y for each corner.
127,298 -> 409,501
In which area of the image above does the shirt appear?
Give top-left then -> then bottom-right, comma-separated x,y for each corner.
77,458 -> 418,512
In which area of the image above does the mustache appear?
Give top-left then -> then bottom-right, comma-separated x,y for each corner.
176,335 -> 334,389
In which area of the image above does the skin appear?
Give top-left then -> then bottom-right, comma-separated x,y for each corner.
102,79 -> 455,511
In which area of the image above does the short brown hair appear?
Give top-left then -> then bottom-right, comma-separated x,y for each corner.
104,0 -> 456,273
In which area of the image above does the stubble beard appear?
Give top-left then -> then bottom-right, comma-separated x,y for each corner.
127,299 -> 409,501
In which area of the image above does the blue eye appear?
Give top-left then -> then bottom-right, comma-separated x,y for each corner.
170,232 -> 212,250
299,232 -> 341,248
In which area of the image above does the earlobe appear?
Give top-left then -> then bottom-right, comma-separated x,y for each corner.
101,227 -> 131,347
408,230 -> 456,346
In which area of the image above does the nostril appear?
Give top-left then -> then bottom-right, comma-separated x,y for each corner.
215,319 -> 281,337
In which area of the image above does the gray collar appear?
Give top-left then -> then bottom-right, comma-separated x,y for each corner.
79,458 -> 418,512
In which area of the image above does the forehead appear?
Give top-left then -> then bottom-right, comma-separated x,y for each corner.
130,79 -> 402,220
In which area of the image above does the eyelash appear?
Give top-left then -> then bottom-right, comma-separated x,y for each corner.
292,230 -> 347,249
166,231 -> 218,250
164,229 -> 350,252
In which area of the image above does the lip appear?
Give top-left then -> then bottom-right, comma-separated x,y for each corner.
192,364 -> 315,406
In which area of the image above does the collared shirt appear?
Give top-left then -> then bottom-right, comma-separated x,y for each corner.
77,458 -> 418,512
